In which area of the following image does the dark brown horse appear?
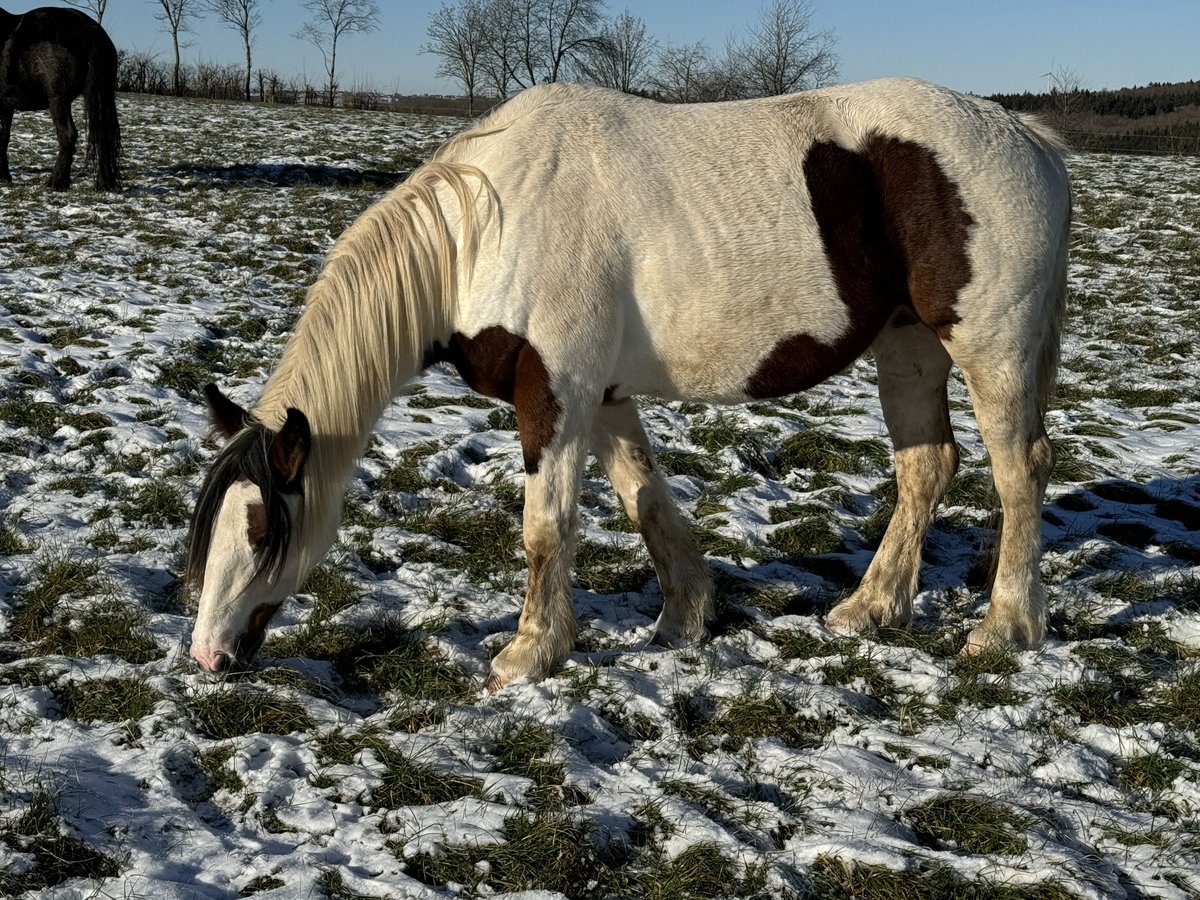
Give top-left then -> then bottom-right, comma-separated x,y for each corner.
0,6 -> 120,190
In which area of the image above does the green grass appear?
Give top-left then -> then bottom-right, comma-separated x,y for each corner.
643,842 -> 771,900
57,677 -> 162,722
777,428 -> 890,476
198,744 -> 246,794
263,616 -> 475,702
575,538 -> 655,594
674,690 -> 833,757
369,746 -> 487,808
767,512 -> 845,556
12,551 -> 162,662
906,795 -> 1033,856
806,855 -> 1079,899
0,518 -> 33,554
118,481 -> 190,527
299,564 -> 364,624
400,503 -> 523,584
190,686 -> 316,739
492,719 -> 565,793
403,811 -> 621,896
1118,753 -> 1184,792
0,791 -> 120,894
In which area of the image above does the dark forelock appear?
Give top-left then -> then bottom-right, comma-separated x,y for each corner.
186,421 -> 299,594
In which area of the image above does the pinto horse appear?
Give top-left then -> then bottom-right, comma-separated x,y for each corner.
187,78 -> 1071,689
0,6 -> 121,190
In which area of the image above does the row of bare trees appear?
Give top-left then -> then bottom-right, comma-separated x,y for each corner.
425,0 -> 838,114
64,0 -> 381,106
65,0 -> 836,112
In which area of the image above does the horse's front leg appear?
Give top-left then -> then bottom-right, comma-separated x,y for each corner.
47,95 -> 77,191
590,397 -> 712,645
0,107 -> 13,183
486,357 -> 589,691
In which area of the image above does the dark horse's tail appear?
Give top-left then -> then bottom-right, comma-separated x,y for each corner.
84,28 -> 121,191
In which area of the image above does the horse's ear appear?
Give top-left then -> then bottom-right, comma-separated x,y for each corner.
205,383 -> 247,440
269,408 -> 311,487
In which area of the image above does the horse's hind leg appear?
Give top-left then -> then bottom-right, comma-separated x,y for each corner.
590,398 -> 713,645
827,317 -> 958,633
956,363 -> 1054,652
0,107 -> 13,183
47,96 -> 78,191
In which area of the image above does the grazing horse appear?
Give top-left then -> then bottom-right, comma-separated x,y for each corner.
186,78 -> 1071,689
0,6 -> 121,190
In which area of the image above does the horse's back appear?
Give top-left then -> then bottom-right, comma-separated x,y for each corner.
1,6 -> 115,106
441,79 -> 1070,403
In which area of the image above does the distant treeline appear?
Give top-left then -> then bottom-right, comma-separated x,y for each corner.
988,81 -> 1200,155
115,49 -> 1200,156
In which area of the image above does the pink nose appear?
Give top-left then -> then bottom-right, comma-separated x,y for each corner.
191,646 -> 233,673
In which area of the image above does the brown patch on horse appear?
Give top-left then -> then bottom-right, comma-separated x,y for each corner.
746,140 -> 903,399
246,500 -> 267,547
238,601 -> 281,659
745,135 -> 973,399
861,134 -> 974,338
426,326 -> 562,473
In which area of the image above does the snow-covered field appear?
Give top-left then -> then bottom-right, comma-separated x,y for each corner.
1,95 -> 1198,900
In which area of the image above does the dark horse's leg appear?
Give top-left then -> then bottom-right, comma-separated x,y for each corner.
47,95 -> 78,191
0,107 -> 13,183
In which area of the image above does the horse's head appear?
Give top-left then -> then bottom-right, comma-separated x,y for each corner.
187,384 -> 311,674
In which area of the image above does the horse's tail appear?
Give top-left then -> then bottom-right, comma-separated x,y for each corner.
1037,199 -> 1070,417
84,31 -> 121,191
1018,113 -> 1072,417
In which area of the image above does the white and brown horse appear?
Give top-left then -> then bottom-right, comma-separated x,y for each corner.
187,78 -> 1071,689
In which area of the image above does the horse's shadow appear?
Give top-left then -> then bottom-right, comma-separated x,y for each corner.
724,472 -> 1200,637
139,162 -> 409,190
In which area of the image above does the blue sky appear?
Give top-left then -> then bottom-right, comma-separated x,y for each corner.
34,0 -> 1200,96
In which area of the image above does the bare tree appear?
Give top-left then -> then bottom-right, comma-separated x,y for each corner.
477,0 -> 521,99
152,0 -> 204,96
206,0 -> 267,101
476,0 -> 603,93
576,9 -> 656,93
650,41 -> 716,103
424,0 -> 489,115
63,0 -> 109,24
542,0 -> 605,83
735,0 -> 837,97
295,0 -> 381,107
1043,63 -> 1086,133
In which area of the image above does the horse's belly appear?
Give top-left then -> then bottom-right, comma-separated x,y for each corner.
615,253 -> 875,403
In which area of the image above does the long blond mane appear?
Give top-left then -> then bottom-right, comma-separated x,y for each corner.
252,158 -> 495,578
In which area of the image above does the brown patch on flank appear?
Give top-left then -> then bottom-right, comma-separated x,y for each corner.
861,134 -> 974,338
746,141 -> 901,399
425,326 -> 562,474
745,135 -> 973,399
246,501 -> 267,547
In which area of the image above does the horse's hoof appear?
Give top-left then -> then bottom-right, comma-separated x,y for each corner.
487,633 -> 564,689
651,622 -> 707,648
825,600 -> 873,635
963,620 -> 1042,655
827,594 -> 913,635
483,672 -> 510,693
